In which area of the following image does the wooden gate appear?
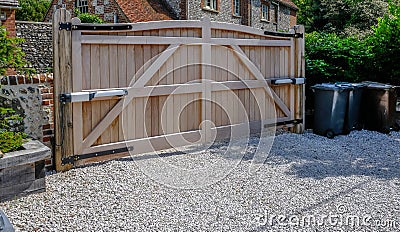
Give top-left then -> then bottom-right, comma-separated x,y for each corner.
53,9 -> 305,171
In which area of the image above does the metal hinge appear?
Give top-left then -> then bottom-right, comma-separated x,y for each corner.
59,22 -> 72,31
62,146 -> 134,165
264,31 -> 303,38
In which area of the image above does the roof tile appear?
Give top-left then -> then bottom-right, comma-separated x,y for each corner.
115,0 -> 176,23
279,0 -> 298,10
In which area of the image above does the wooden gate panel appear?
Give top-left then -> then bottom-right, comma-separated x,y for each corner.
53,9 -> 305,170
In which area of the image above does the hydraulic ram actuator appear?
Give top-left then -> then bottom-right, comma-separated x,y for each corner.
60,89 -> 128,103
270,78 -> 306,85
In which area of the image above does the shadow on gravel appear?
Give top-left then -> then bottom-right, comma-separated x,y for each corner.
268,131 -> 400,180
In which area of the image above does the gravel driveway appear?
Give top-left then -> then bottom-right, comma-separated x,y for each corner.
1,130 -> 400,231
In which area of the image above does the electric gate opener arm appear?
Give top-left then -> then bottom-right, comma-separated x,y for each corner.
60,89 -> 128,103
269,78 -> 305,85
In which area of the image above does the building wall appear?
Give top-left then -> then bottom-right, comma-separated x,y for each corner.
251,0 -> 293,31
171,0 -> 295,31
187,0 -> 242,25
16,21 -> 53,73
44,0 -> 129,23
0,74 -> 54,168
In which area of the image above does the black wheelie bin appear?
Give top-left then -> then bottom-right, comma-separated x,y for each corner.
312,83 -> 353,138
361,82 -> 398,133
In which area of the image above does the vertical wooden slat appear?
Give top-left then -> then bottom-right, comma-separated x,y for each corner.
180,29 -> 188,132
134,32 -> 145,139
201,17 -> 212,142
99,45 -> 111,145
173,29 -> 181,133
71,18 -> 83,155
117,37 -> 127,141
82,44 -> 92,142
126,45 -> 135,140
158,30 -> 168,135
53,9 -> 73,171
109,44 -> 119,143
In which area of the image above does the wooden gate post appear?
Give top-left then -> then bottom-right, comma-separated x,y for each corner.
293,25 -> 305,134
53,9 -> 74,171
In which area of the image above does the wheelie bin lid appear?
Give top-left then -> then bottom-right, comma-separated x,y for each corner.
335,82 -> 366,89
311,83 -> 353,91
362,81 -> 395,90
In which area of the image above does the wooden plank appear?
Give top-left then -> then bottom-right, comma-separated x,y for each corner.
81,35 -> 202,45
290,38 -> 295,78
109,44 -> 119,143
173,29 -> 181,133
81,44 -> 179,149
210,38 -> 292,46
90,45 -> 101,145
99,45 -> 111,145
82,118 -> 280,156
181,30 -> 189,132
279,47 -> 285,78
53,9 -> 73,171
125,45 -> 135,140
72,18 -> 83,155
231,45 -> 291,117
0,178 -> 45,202
158,30 -> 168,136
82,44 -> 92,144
117,42 -> 127,141
201,17 -> 212,142
0,163 -> 35,188
274,47 -> 280,78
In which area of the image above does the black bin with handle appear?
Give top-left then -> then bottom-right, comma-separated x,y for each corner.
361,82 -> 399,133
312,83 -> 352,138
340,83 -> 365,132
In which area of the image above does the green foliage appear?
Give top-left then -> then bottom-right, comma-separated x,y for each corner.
0,107 -> 26,154
305,32 -> 372,85
303,1 -> 400,86
78,13 -> 104,24
0,131 -> 25,153
0,27 -> 26,75
292,0 -> 388,35
16,0 -> 51,22
367,1 -> 400,85
74,9 -> 104,24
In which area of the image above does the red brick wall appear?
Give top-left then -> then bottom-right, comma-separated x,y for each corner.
1,9 -> 17,75
290,9 -> 297,27
1,8 -> 16,37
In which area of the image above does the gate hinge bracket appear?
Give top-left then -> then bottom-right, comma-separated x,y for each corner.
59,22 -> 72,31
61,146 -> 134,165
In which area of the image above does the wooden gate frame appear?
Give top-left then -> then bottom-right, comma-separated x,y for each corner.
53,9 -> 305,171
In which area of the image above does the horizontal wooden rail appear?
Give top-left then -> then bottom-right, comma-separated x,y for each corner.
76,80 -> 296,102
80,35 -> 292,47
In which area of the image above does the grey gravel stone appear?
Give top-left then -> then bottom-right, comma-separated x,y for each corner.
1,130 -> 399,231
